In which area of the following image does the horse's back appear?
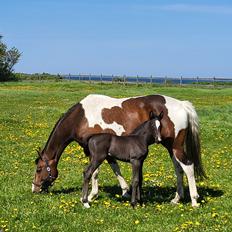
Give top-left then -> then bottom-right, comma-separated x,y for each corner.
78,94 -> 195,140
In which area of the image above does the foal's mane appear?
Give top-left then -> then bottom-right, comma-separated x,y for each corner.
131,119 -> 151,135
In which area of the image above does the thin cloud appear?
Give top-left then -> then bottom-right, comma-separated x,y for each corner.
138,4 -> 232,14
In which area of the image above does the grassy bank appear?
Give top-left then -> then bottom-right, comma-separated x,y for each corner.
0,81 -> 232,231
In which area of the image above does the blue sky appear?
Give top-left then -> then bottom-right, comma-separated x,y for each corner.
1,0 -> 232,77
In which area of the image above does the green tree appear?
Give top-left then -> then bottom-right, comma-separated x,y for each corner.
0,35 -> 21,81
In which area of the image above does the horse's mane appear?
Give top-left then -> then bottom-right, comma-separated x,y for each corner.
41,102 -> 80,154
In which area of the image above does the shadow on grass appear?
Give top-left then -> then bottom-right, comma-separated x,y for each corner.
51,187 -> 81,194
102,185 -> 224,204
50,184 -> 223,205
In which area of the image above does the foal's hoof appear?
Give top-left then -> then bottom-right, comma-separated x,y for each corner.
131,202 -> 137,208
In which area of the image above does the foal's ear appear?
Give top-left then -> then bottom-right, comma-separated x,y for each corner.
158,111 -> 164,121
149,111 -> 155,120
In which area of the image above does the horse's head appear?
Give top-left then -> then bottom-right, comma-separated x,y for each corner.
32,150 -> 58,193
149,111 -> 163,143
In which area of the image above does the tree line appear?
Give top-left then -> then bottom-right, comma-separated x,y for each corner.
0,35 -> 21,81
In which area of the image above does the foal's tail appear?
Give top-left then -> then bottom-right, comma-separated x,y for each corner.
182,101 -> 206,179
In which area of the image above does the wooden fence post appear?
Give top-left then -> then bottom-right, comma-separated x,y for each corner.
150,75 -> 153,85
180,76 -> 183,86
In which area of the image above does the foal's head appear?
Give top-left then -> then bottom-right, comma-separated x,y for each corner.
149,111 -> 163,143
32,150 -> 58,193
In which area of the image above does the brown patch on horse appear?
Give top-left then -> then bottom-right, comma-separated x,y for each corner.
172,129 -> 191,164
76,95 -> 176,146
101,95 -> 169,135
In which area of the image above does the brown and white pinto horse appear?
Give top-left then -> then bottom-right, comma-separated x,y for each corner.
32,94 -> 205,207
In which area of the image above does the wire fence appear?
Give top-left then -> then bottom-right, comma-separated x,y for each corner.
62,74 -> 232,87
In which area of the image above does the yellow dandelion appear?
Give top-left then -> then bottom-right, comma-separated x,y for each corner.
195,221 -> 200,226
134,220 -> 140,224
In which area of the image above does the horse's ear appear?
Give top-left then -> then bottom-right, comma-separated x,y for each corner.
36,148 -> 42,158
158,111 -> 164,120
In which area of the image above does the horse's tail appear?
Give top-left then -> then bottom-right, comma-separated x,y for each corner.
182,101 -> 206,179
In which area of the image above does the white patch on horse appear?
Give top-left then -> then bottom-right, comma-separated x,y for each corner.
163,96 -> 188,137
81,94 -> 129,135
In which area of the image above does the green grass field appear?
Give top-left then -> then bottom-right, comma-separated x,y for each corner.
0,81 -> 232,232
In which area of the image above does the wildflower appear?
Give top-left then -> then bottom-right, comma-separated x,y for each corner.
195,221 -> 200,226
134,220 -> 140,224
212,212 -> 218,218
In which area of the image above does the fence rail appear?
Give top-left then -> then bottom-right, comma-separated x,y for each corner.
62,74 -> 232,87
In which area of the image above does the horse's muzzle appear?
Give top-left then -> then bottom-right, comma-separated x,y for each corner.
32,183 -> 41,193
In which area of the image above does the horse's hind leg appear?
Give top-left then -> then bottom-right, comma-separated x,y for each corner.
173,149 -> 199,207
107,157 -> 130,198
171,155 -> 184,204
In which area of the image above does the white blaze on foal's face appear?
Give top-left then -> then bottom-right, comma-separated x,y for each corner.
155,119 -> 161,141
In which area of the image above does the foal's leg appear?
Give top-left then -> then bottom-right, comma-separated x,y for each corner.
88,168 -> 99,202
107,157 -> 130,198
131,159 -> 141,208
83,146 -> 100,202
82,161 -> 101,208
137,159 -> 145,205
173,149 -> 199,207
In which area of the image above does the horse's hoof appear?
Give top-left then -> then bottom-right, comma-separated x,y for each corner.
171,199 -> 179,205
122,192 -> 130,199
88,194 -> 98,202
83,202 -> 91,208
192,203 -> 200,208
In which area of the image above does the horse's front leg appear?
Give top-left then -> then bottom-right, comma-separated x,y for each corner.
107,157 -> 130,198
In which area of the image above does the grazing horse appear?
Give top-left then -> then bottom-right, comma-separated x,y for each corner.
81,111 -> 163,208
32,94 -> 205,207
